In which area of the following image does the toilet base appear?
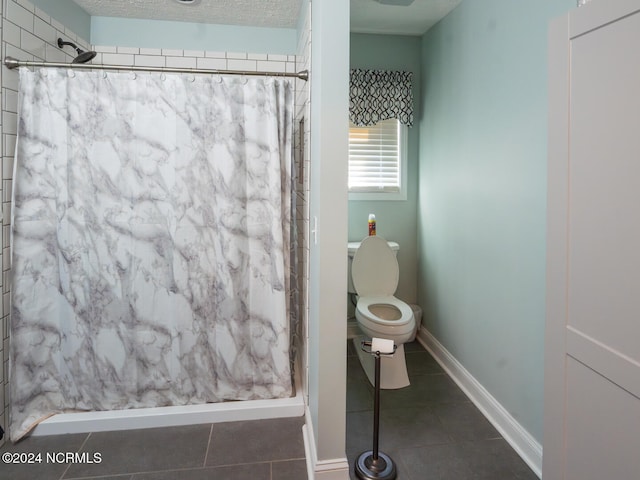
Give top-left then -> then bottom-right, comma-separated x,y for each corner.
354,336 -> 410,390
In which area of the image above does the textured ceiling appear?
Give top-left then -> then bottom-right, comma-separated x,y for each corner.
71,0 -> 460,35
351,0 -> 462,35
71,0 -> 301,28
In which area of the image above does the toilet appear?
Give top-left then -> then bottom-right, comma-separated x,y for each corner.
350,235 -> 415,389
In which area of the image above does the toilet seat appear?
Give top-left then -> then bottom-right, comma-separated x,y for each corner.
356,296 -> 413,328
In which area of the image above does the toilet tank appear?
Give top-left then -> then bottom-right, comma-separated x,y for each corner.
347,240 -> 399,294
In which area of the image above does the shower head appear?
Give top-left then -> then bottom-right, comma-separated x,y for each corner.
73,50 -> 98,64
57,38 -> 97,64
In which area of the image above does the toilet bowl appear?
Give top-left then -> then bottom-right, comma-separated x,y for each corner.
351,235 -> 415,389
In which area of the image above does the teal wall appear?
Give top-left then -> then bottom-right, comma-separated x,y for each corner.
349,33 -> 421,305
29,0 -> 91,41
91,17 -> 296,54
418,0 -> 574,442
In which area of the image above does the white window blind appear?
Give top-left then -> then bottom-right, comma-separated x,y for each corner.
348,118 -> 401,193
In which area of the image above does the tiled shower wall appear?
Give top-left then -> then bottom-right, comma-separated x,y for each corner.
0,0 -> 88,448
0,0 -> 308,447
295,0 -> 311,405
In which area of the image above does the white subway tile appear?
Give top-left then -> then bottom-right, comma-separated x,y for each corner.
2,182 -> 11,204
118,46 -> 139,55
166,56 -> 196,69
1,203 -> 10,228
6,1 -> 33,32
2,312 -> 7,338
3,272 -> 10,295
226,52 -> 247,60
2,157 -> 14,181
94,45 -> 117,54
34,6 -> 50,24
34,16 -> 56,44
2,226 -> 9,250
3,90 -> 18,114
3,364 -> 8,398
134,55 -> 165,67
248,53 -> 268,61
2,20 -> 21,48
2,292 -> 8,317
2,113 -> 17,136
101,53 -> 134,65
140,47 -> 162,56
183,49 -> 204,57
162,48 -> 183,57
21,29 -> 46,59
62,28 -> 76,43
44,44 -> 67,63
49,17 -> 64,34
196,57 -> 226,70
257,61 -> 286,73
227,59 -> 257,71
15,0 -> 34,13
267,54 -> 288,62
205,51 -> 226,59
5,2 -> 34,32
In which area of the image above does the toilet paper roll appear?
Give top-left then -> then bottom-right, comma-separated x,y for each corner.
371,337 -> 395,354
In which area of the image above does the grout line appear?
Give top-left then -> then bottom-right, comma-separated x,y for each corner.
203,423 -> 214,467
59,432 -> 92,480
203,459 -> 279,468
270,457 -> 307,463
63,474 -> 132,479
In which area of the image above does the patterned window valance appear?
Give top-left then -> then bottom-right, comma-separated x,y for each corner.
349,69 -> 414,127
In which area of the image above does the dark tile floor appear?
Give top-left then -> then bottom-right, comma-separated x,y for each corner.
1,340 -> 539,480
346,339 -> 539,480
0,416 -> 307,480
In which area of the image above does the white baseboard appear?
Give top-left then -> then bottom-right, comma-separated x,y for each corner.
416,327 -> 543,478
303,407 -> 350,480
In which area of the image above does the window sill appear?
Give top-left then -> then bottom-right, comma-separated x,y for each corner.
349,191 -> 407,201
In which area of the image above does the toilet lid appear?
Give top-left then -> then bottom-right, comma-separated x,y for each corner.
351,236 -> 399,296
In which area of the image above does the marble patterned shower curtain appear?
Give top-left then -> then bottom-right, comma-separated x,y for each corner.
10,68 -> 295,441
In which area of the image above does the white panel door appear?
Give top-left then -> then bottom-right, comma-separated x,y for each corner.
545,1 -> 640,479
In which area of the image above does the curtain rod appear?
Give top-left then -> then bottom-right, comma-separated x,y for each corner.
3,56 -> 309,81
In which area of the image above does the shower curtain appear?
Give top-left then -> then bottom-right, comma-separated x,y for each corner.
10,68 -> 295,441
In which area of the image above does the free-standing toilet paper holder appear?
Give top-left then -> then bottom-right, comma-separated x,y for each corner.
354,339 -> 398,480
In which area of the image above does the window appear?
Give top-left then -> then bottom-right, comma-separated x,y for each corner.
348,118 -> 407,201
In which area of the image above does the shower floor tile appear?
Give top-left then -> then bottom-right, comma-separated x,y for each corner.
63,424 -> 211,478
0,433 -> 89,480
0,417 -> 308,480
132,462 -> 272,479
